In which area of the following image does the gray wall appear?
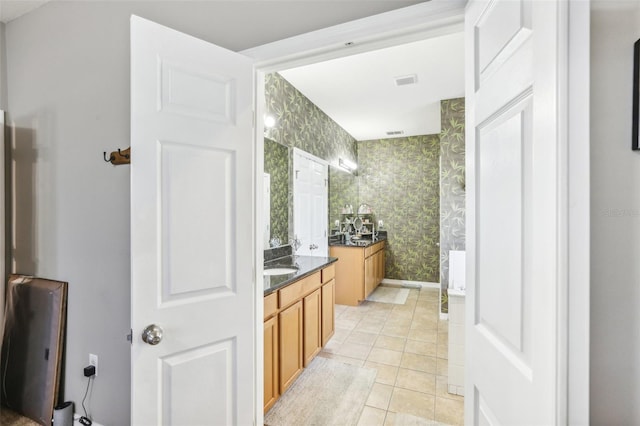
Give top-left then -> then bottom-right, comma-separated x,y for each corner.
2,1 -> 420,424
591,2 -> 640,424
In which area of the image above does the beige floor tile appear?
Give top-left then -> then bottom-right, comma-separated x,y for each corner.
435,375 -> 464,402
436,343 -> 448,359
364,361 -> 399,386
395,368 -> 436,395
392,306 -> 415,317
381,324 -> 411,338
410,317 -> 439,331
437,331 -> 448,345
336,341 -> 373,360
316,352 -> 365,367
407,328 -> 438,344
328,327 -> 350,344
335,304 -> 348,316
434,396 -> 464,425
342,310 -> 368,322
347,330 -> 379,346
336,317 -> 361,331
366,382 -> 394,410
358,317 -> 387,333
374,335 -> 406,352
367,347 -> 404,366
404,340 -> 437,357
358,406 -> 387,426
388,387 -> 435,419
322,338 -> 342,354
400,352 -> 437,374
385,315 -> 413,328
383,411 -> 397,426
436,357 -> 448,376
437,321 -> 449,332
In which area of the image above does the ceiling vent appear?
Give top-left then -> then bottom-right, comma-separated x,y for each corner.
394,74 -> 417,86
386,130 -> 405,136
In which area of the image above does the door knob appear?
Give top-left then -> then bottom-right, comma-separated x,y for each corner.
142,324 -> 163,345
309,244 -> 318,250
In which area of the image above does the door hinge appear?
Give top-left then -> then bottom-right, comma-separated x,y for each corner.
127,329 -> 133,344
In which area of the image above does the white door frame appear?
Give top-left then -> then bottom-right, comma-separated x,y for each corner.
244,1 -> 589,423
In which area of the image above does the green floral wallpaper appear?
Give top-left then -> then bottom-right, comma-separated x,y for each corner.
264,138 -> 289,243
329,165 -> 358,231
358,135 -> 441,282
264,73 -> 357,167
264,73 -> 359,242
440,98 -> 466,313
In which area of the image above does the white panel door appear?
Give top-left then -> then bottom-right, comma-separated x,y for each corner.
465,1 -> 567,424
293,149 -> 328,256
131,16 -> 254,425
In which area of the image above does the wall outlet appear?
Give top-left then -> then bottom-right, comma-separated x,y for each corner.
89,354 -> 98,377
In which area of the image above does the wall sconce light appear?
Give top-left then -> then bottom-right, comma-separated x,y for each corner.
339,158 -> 357,172
264,114 -> 276,128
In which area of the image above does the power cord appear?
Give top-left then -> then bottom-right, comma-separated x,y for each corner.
80,372 -> 94,425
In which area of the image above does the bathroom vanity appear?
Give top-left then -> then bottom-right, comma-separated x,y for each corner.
263,253 -> 337,413
329,238 -> 386,306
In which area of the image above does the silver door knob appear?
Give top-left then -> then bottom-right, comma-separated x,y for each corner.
142,324 -> 163,345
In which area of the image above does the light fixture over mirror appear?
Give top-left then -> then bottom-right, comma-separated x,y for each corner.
339,157 -> 357,172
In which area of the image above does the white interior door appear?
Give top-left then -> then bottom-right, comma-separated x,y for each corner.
293,149 -> 327,256
465,1 -> 567,424
131,16 -> 254,425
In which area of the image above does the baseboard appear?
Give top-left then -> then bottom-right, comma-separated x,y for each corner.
381,279 -> 440,289
74,414 -> 104,426
439,312 -> 449,321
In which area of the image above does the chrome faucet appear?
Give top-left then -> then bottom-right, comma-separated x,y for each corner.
289,237 -> 302,254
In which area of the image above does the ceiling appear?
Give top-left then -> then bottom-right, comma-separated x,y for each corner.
279,31 -> 464,141
0,1 -> 463,142
0,0 -> 50,23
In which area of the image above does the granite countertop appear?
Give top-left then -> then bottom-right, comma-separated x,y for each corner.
328,235 -> 387,248
264,255 -> 337,296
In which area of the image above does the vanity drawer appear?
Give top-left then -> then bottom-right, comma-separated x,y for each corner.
322,264 -> 335,283
301,272 -> 322,296
264,293 -> 278,320
279,272 -> 321,308
279,280 -> 303,309
364,246 -> 373,258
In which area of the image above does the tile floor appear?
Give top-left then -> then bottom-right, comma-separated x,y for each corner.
317,286 -> 464,426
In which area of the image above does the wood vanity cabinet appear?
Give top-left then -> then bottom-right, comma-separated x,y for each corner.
331,240 -> 385,306
263,315 -> 279,412
263,264 -> 336,413
279,300 -> 304,393
303,288 -> 322,366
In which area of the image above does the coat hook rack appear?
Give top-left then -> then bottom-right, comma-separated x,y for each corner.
103,147 -> 131,165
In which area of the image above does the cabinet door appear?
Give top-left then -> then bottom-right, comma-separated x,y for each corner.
279,300 -> 303,392
303,288 -> 322,367
263,316 -> 279,413
364,254 -> 375,298
321,280 -> 335,346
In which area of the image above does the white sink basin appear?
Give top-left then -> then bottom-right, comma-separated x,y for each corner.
264,268 -> 298,276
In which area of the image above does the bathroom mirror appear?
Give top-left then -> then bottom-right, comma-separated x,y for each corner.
328,165 -> 359,234
264,137 -> 291,248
